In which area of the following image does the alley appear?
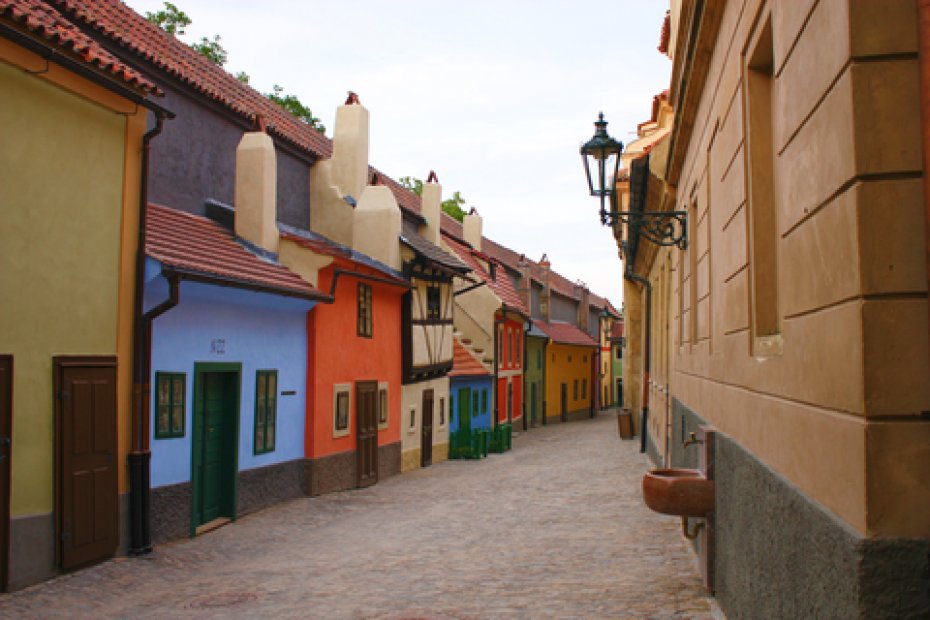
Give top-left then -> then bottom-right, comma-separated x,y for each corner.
0,414 -> 720,619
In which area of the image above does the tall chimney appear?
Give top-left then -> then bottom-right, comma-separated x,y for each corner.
420,170 -> 441,246
517,254 -> 532,315
235,130 -> 278,253
353,173 -> 402,270
331,92 -> 369,202
463,207 -> 482,251
539,253 -> 551,323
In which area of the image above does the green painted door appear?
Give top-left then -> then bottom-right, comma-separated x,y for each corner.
193,366 -> 240,531
451,388 -> 471,458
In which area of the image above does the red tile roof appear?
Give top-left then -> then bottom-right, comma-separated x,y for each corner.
146,203 -> 325,300
611,320 -> 624,339
1,0 -> 159,93
51,0 -> 331,158
533,320 -> 598,347
449,338 -> 490,378
442,232 -> 528,316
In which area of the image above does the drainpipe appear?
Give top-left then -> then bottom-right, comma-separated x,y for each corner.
624,270 -> 652,455
919,0 -> 930,371
523,320 -> 529,431
493,304 -> 507,431
129,113 -> 168,555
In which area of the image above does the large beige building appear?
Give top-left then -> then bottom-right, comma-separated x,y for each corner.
619,1 -> 930,616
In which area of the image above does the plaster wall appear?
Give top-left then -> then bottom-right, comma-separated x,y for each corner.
550,292 -> 577,324
0,58 -> 138,515
307,266 -> 403,460
235,131 -> 279,253
544,343 -> 594,422
524,336 -> 546,424
410,279 -> 454,366
400,377 -> 450,471
146,277 -> 314,487
449,377 -> 493,433
353,185 -> 402,270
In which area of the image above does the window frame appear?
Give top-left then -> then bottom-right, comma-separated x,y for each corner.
378,381 -> 389,430
425,282 -> 442,321
357,282 -> 373,338
333,383 -> 352,438
154,372 -> 186,439
253,369 -> 278,454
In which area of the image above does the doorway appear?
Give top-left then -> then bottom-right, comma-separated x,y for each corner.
420,389 -> 433,467
530,383 -> 538,427
356,381 -> 379,488
560,383 -> 567,422
54,356 -> 118,571
192,363 -> 240,534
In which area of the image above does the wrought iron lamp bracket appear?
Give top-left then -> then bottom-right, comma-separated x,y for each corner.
601,209 -> 688,250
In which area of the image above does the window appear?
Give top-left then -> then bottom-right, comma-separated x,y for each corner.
439,397 -> 445,425
357,283 -> 373,337
426,283 -> 441,321
583,355 -> 587,363
333,384 -> 351,437
481,389 -> 488,413
254,370 -> 277,454
409,407 -> 416,430
473,391 -> 480,416
154,372 -> 185,439
581,378 -> 587,400
616,347 -> 622,360
509,330 -> 514,366
378,383 -> 388,429
573,379 -> 579,400
516,335 -> 521,366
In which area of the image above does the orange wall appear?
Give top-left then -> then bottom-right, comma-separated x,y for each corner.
306,264 -> 404,458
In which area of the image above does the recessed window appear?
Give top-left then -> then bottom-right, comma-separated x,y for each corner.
357,283 -> 373,338
426,283 -> 441,321
568,354 -> 572,363
409,407 -> 416,430
616,347 -> 622,360
254,370 -> 277,454
378,383 -> 388,429
581,378 -> 587,400
333,384 -> 351,437
154,372 -> 185,439
439,397 -> 446,426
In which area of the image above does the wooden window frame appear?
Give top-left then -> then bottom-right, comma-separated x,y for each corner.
333,384 -> 351,438
357,283 -> 373,338
425,283 -> 441,321
253,370 -> 277,454
154,372 -> 186,439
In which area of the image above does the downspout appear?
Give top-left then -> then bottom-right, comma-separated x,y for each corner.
624,270 -> 652,455
522,320 -> 529,431
919,0 -> 930,372
129,113 -> 168,556
493,304 -> 507,431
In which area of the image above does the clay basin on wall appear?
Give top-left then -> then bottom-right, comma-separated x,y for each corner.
642,468 -> 715,517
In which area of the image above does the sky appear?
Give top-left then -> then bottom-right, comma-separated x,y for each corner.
125,0 -> 672,308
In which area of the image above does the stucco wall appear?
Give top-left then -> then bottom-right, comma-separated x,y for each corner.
544,342 -> 594,421
146,276 -> 315,487
524,336 -> 546,424
400,376 -> 450,471
450,377 -> 493,432
550,292 -> 577,324
0,59 -> 131,515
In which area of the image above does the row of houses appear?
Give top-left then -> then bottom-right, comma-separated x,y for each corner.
0,0 -> 622,591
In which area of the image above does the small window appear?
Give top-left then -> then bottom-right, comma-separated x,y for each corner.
573,379 -> 579,400
439,397 -> 445,425
498,326 -> 504,361
378,383 -> 388,429
426,283 -> 441,321
481,389 -> 488,413
357,283 -> 373,338
515,334 -> 521,366
472,391 -> 479,417
333,385 -> 351,437
581,378 -> 587,400
155,372 -> 185,439
409,407 -> 416,430
254,370 -> 277,454
616,348 -> 622,360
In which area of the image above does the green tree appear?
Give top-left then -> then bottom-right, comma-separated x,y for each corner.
235,71 -> 250,84
399,177 -> 469,223
190,34 -> 227,66
266,85 -> 325,133
144,2 -> 190,35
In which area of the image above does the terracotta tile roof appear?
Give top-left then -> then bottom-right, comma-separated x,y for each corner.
440,212 -> 464,242
401,221 -> 469,274
50,0 -> 331,158
611,320 -> 624,339
658,10 -> 670,55
449,338 -> 490,378
371,167 -> 422,221
146,203 -> 325,300
533,320 -> 598,348
1,0 -> 159,93
442,232 -> 528,316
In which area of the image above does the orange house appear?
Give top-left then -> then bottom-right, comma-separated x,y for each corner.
283,232 -> 408,495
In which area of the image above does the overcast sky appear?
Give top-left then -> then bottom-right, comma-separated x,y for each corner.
125,0 -> 671,308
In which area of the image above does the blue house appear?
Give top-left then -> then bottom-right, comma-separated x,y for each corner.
448,337 -> 493,459
144,203 -> 328,541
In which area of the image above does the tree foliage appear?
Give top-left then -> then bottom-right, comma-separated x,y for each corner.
144,2 -> 190,35
190,34 -> 227,66
266,85 -> 325,133
399,177 -> 469,223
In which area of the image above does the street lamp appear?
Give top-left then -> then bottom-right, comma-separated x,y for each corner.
580,112 -> 688,249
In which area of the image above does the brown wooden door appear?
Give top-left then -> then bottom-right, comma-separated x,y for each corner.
356,381 -> 378,488
0,355 -> 11,591
420,389 -> 433,467
560,383 -> 568,422
55,357 -> 118,571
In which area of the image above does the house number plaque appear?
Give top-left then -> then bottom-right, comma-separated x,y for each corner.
210,339 -> 226,355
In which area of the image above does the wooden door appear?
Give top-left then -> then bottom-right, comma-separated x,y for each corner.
0,356 -> 11,590
55,357 -> 118,571
192,366 -> 239,532
530,383 -> 538,427
356,381 -> 379,488
420,389 -> 434,467
560,383 -> 567,422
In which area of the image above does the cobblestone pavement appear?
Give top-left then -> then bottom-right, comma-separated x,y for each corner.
0,412 -> 722,619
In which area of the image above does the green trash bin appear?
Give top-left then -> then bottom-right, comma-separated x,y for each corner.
504,423 -> 512,451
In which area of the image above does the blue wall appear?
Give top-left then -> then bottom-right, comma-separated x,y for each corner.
449,376 -> 492,433
146,270 -> 316,488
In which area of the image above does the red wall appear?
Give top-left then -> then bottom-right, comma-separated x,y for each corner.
496,315 -> 524,424
306,264 -> 404,458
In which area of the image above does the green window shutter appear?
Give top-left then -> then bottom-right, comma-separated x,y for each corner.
154,372 -> 186,439
254,370 -> 278,454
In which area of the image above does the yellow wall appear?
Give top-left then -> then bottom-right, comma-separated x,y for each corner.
0,49 -> 145,514
544,342 -> 594,420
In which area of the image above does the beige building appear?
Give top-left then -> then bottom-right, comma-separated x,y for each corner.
618,1 -> 930,617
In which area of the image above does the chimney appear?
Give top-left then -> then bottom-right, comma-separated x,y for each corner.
420,170 -> 441,246
353,172 -> 402,270
539,253 -> 551,323
575,281 -> 590,331
517,254 -> 531,315
463,207 -> 482,252
331,92 -> 369,202
235,130 -> 278,253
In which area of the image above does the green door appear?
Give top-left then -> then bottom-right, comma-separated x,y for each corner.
451,388 -> 471,458
192,364 -> 240,533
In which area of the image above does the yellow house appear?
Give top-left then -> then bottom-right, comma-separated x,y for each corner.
618,2 -> 930,616
0,3 -> 164,590
534,320 -> 598,423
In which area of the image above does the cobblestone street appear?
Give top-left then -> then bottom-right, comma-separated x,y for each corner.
0,412 -> 721,618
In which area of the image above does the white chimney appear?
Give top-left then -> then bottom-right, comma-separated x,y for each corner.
463,208 -> 482,252
235,130 -> 278,253
420,170 -> 441,246
353,174 -> 402,270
